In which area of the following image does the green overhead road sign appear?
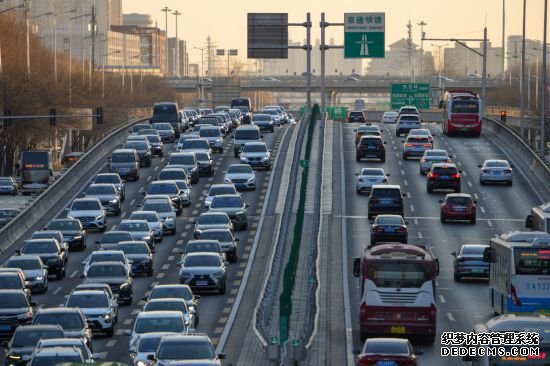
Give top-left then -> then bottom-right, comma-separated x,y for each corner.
323,106 -> 347,120
344,13 -> 385,58
390,83 -> 430,110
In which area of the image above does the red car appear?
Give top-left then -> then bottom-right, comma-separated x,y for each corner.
439,193 -> 477,224
355,338 -> 420,366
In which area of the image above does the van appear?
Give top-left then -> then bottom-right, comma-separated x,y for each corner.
109,149 -> 140,181
231,98 -> 252,124
233,125 -> 262,157
367,185 -> 407,219
151,102 -> 182,138
525,202 -> 550,234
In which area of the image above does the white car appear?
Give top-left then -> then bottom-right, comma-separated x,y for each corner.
67,198 -> 107,232
355,168 -> 389,194
129,211 -> 164,242
381,111 -> 398,124
407,128 -> 434,146
124,311 -> 188,353
478,159 -> 514,185
205,184 -> 239,208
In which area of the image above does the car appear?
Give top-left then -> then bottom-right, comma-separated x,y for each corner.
407,128 -> 434,146
396,114 -> 421,136
367,185 -> 406,219
347,110 -> 367,123
233,125 -> 262,157
152,122 -> 176,143
434,75 -> 454,82
17,239 -> 66,280
419,149 -> 452,175
142,284 -> 200,327
195,151 -> 214,177
204,184 -> 239,209
402,135 -> 432,160
44,219 -> 86,251
32,307 -> 92,352
139,196 -> 177,235
193,212 -> 233,239
150,334 -> 225,364
167,152 -> 200,184
2,325 -> 63,364
224,164 -> 256,190
83,184 -> 121,216
255,112 -> 277,130
397,105 -> 420,117
427,163 -> 461,193
478,159 -> 514,185
28,345 -> 85,365
126,135 -> 149,144
381,111 -> 398,124
116,220 -> 155,249
129,211 -> 163,242
355,168 -> 389,194
199,229 -> 239,263
108,149 -> 140,181
65,290 -> 118,337
355,338 -> 419,366
356,136 -> 386,162
129,123 -> 152,135
452,244 -> 490,281
143,299 -> 194,331
92,173 -> 125,201
73,283 -> 116,304
178,138 -> 212,155
354,125 -> 381,144
94,231 -> 133,250
145,181 -> 185,214
67,197 -> 107,232
4,256 -> 48,293
198,126 -> 224,153
439,193 -> 477,224
80,261 -> 133,305
143,134 -> 164,157
0,177 -> 18,195
136,129 -> 160,138
129,332 -> 174,366
370,215 -> 408,245
0,271 -> 32,302
208,194 -> 249,230
179,252 -> 227,294
240,142 -> 271,170
124,311 -> 188,353
30,231 -> 68,261
81,250 -> 131,277
36,338 -> 96,363
179,240 -> 224,263
0,208 -> 19,228
176,134 -> 200,150
123,140 -> 152,167
116,241 -> 154,277
158,167 -> 191,187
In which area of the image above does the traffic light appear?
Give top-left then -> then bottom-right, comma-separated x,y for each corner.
49,108 -> 56,126
95,107 -> 103,125
3,109 -> 11,127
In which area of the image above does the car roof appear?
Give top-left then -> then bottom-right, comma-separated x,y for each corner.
200,212 -> 230,217
446,193 -> 472,198
160,333 -> 212,343
36,307 -> 83,315
72,197 -> 100,203
146,298 -> 186,304
7,255 -> 42,262
372,184 -> 401,190
211,194 -> 241,200
185,251 -> 221,258
90,250 -> 125,256
136,310 -> 183,319
366,337 -> 410,346
68,290 -> 107,297
33,346 -> 83,357
38,338 -> 85,346
88,261 -> 127,267
88,183 -> 116,189
112,149 -> 137,154
432,163 -> 457,168
120,219 -> 148,224
16,324 -> 64,332
243,142 -> 266,146
235,125 -> 260,130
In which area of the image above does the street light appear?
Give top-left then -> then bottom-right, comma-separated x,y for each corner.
172,10 -> 181,78
194,46 -> 206,104
432,43 -> 448,93
102,50 -> 121,99
161,7 -> 171,76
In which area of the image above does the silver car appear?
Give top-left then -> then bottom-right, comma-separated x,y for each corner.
193,212 -> 233,239
81,250 -> 132,276
355,168 -> 389,194
402,135 -> 432,160
67,197 -> 107,232
178,138 -> 212,155
204,184 -> 238,209
478,159 -> 514,185
240,142 -> 271,170
198,126 -> 224,153
419,149 -> 452,175
143,298 -> 195,331
396,114 -> 421,136
92,173 -> 126,201
224,164 -> 256,190
4,255 -> 48,293
129,211 -> 164,242
176,133 -> 200,151
152,122 -> 176,143
116,220 -> 155,248
179,252 -> 228,294
65,290 -> 118,337
129,332 -> 173,366
83,184 -> 121,216
140,196 -> 177,235
124,311 -> 188,353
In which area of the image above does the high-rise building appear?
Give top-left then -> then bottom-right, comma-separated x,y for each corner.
366,38 -> 419,76
443,41 -> 502,78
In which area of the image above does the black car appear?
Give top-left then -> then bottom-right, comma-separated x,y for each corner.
92,173 -> 126,201
116,241 -> 154,277
195,151 -> 214,176
144,134 -> 164,157
94,231 -> 134,250
356,136 -> 386,162
142,284 -> 200,326
367,185 -> 406,219
0,291 -> 36,341
123,141 -> 152,167
17,239 -> 66,280
81,261 -> 133,305
452,244 -> 490,281
370,214 -> 408,245
347,110 -> 366,123
45,219 -> 86,251
0,272 -> 32,301
145,181 -> 184,215
151,102 -> 182,138
427,163 -> 461,193
2,324 -> 64,366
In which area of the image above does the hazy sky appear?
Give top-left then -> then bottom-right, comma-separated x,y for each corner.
123,0 -> 548,64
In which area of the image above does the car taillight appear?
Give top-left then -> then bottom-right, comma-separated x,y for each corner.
423,144 -> 431,147
396,227 -> 407,232
421,158 -> 427,163
451,173 -> 460,179
482,169 -> 491,173
428,173 -> 438,179
505,169 -> 512,173
405,143 -> 414,147
511,285 -> 522,306
373,226 -> 385,232
430,303 -> 437,317
360,302 -> 368,316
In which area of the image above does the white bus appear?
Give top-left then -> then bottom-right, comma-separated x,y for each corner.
485,231 -> 550,315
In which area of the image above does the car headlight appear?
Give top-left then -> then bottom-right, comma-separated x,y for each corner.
165,216 -> 175,222
120,283 -> 130,290
215,139 -> 222,143
262,156 -> 269,160
8,354 -> 21,360
212,271 -> 224,277
224,177 -> 232,183
136,361 -> 147,366
269,121 -> 274,124
18,311 -> 33,320
35,276 -> 43,281
188,305 -> 195,312
240,157 -> 247,162
109,199 -> 118,204
247,177 -> 255,182
67,215 -> 75,219
143,235 -> 151,242
73,235 -> 83,240
95,215 -> 104,220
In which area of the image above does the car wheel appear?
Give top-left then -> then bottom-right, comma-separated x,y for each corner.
356,189 -> 361,194
106,327 -> 114,337
360,329 -> 368,342
356,155 -> 361,162
470,216 -> 476,225
440,215 -> 446,224
427,185 -> 433,193
219,281 -> 226,295
396,130 -> 401,137
266,164 -> 271,171
380,155 -> 386,162
508,180 -> 513,186
420,168 -> 424,175
56,270 -> 63,280
455,186 -> 461,193
147,269 -> 153,277
234,151 -> 239,158
480,179 -> 485,185
43,284 -> 48,293
100,225 -> 106,233
230,255 -> 238,263
454,273 -> 461,282
402,153 -> 407,160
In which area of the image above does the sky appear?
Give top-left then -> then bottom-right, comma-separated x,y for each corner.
123,0 -> 549,65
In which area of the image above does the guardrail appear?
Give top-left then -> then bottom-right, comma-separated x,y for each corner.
0,115 -> 150,254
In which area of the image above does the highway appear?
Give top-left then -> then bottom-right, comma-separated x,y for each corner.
337,120 -> 548,364
0,123 -> 290,363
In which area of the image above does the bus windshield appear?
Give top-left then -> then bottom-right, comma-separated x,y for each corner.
451,100 -> 479,113
366,262 -> 430,288
514,248 -> 550,275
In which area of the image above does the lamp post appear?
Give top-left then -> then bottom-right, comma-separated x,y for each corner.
172,10 -> 181,78
520,0 -> 527,137
418,21 -> 427,77
102,50 -> 121,99
432,43 -> 448,94
161,6 -> 171,76
194,46 -> 206,103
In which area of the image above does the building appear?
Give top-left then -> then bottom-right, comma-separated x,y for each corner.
366,38 -> 419,76
111,24 -> 165,75
167,38 -> 189,77
443,41 -> 503,78
123,13 -> 153,27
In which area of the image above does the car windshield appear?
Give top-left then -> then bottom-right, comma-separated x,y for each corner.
32,233 -> 60,241
146,302 -> 187,314
138,336 -> 163,352
34,313 -> 84,330
169,155 -> 195,165
71,200 -> 100,210
159,170 -> 186,180
182,140 -> 208,149
211,196 -> 242,208
94,175 -> 120,184
49,220 -> 79,230
209,186 -> 236,196
198,215 -> 228,225
350,112 -> 364,117
132,125 -> 150,133
235,130 -> 259,139
187,242 -> 219,253
451,100 -> 479,113
131,213 -> 158,222
118,222 -> 149,231
366,262 -> 430,288
407,137 -> 429,143
447,197 -> 472,205
135,318 -> 184,333
153,123 -> 172,130
150,287 -> 192,300
400,108 -> 418,114
90,253 -> 124,264
184,255 -> 221,267
158,341 -> 215,360
360,169 -> 384,176
6,259 -> 40,270
200,231 -> 232,242
433,166 -> 458,174
87,264 -> 126,277
410,130 -> 429,136
485,161 -> 509,168
145,135 -> 161,144
462,246 -> 486,255
243,144 -> 267,153
12,330 -> 62,347
148,183 -> 177,195
117,244 -> 149,254
360,138 -> 380,145
0,180 -> 12,186
67,293 -> 109,308
87,186 -> 115,195
0,276 -> 23,289
31,355 -> 83,366
143,202 -> 172,212
256,114 -> 274,120
102,233 -> 132,243
124,142 -> 147,150
194,152 -> 210,161
426,151 -> 447,157
227,166 -> 252,174
364,341 -> 409,355
371,188 -> 401,198
376,216 -> 404,225
200,129 -> 221,137
399,115 -> 419,121
22,242 -> 57,254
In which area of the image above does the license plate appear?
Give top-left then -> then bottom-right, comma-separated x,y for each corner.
380,199 -> 393,204
440,176 -> 449,179
471,269 -> 485,273
119,168 -> 129,172
376,362 -> 396,366
0,325 -> 11,331
390,326 -> 405,334
494,171 -> 502,175
196,281 -> 208,286
386,227 -> 395,232
367,146 -> 376,150
454,207 -> 466,212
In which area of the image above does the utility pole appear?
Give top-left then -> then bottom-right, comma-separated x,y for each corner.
161,6 -> 171,76
407,20 -> 413,81
91,1 -> 97,74
502,0 -> 506,81
173,10 -> 181,78
541,0 -> 548,154
320,13 -> 344,120
24,0 -> 30,79
418,21 -> 427,77
306,13 -> 312,117
520,0 -> 526,137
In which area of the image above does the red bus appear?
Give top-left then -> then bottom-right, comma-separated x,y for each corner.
353,243 -> 439,342
440,89 -> 482,137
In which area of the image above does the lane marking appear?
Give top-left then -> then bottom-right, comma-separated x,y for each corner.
403,179 -> 408,186
480,206 -> 486,214
400,169 -> 405,175
410,205 -> 415,212
418,231 -> 423,239
439,295 -> 447,304
162,264 -> 170,270
153,166 -> 159,171
176,239 -> 184,245
467,181 -> 472,187
105,340 -> 117,348
120,212 -> 126,218
146,176 -> 152,182
156,272 -> 165,279
130,198 -> 136,205
487,220 -> 493,227
123,318 -> 133,325
167,255 -> 175,261
69,270 -> 78,278
474,193 -> 479,200
53,287 -> 62,295
414,218 -> 419,225
192,209 -> 198,215
447,312 -> 456,322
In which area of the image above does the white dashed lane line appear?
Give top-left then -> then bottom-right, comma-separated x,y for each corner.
447,312 -> 456,322
69,270 -> 79,278
130,198 -> 136,205
410,205 -> 415,212
53,287 -> 62,295
467,181 -> 472,187
480,206 -> 486,214
487,220 -> 493,227
439,295 -> 446,304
